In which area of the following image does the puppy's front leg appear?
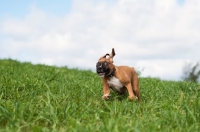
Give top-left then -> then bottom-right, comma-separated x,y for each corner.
102,78 -> 110,100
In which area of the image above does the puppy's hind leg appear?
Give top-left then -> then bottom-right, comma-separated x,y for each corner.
132,68 -> 140,101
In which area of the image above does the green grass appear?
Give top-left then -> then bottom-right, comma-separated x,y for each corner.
0,59 -> 199,132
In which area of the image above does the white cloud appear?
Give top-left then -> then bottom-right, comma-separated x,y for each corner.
0,0 -> 200,80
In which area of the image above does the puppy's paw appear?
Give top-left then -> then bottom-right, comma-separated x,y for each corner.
128,95 -> 138,101
102,94 -> 110,100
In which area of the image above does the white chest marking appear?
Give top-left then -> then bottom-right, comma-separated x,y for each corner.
107,77 -> 124,92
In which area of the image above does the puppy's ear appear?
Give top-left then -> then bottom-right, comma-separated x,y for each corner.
110,48 -> 115,57
109,48 -> 115,62
104,54 -> 110,58
100,54 -> 110,59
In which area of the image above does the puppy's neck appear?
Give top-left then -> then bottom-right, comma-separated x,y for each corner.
106,67 -> 116,77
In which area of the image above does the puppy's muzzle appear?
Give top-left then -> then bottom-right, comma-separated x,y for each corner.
96,62 -> 109,77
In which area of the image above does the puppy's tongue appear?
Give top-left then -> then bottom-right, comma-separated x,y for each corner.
98,72 -> 105,77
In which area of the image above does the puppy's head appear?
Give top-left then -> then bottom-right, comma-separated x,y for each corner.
96,48 -> 115,77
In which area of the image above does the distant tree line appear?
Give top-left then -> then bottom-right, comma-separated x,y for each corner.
182,62 -> 200,83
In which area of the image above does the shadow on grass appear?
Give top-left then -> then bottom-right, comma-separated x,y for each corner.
108,92 -> 141,103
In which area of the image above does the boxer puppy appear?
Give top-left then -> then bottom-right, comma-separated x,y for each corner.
96,48 -> 140,101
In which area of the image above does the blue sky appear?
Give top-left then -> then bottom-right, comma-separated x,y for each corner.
0,0 -> 186,18
0,0 -> 199,81
0,0 -> 72,18
0,0 -> 185,17
177,0 -> 185,5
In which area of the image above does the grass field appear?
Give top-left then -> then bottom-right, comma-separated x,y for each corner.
0,59 -> 199,132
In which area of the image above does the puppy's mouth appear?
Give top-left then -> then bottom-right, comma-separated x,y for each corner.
96,61 -> 109,77
98,72 -> 105,77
